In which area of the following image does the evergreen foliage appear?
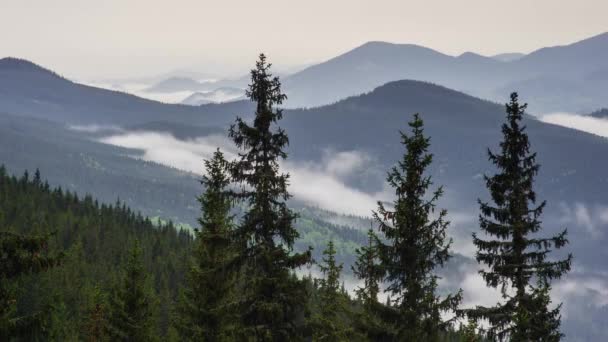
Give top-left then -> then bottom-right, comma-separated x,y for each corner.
309,240 -> 353,341
352,229 -> 393,340
0,166 -> 191,340
176,149 -> 238,341
228,54 -> 311,340
108,241 -> 159,341
353,230 -> 382,308
82,287 -> 109,342
373,114 -> 462,341
468,93 -> 572,341
0,229 -> 61,339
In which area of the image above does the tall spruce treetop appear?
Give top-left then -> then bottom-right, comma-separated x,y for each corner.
176,149 -> 237,341
373,114 -> 462,341
470,93 -> 572,341
229,54 -> 311,341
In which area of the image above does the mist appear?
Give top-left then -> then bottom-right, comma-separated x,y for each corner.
540,112 -> 608,139
97,129 -> 386,217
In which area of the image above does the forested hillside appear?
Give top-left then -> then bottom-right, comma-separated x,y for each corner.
0,166 -> 192,339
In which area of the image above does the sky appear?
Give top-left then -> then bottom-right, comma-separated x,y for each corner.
1,0 -> 607,79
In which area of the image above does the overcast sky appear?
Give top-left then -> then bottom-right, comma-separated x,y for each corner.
1,0 -> 607,79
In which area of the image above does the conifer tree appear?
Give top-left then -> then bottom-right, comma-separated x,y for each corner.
353,229 -> 382,308
0,230 -> 61,339
460,319 -> 481,342
108,241 -> 158,342
352,228 -> 392,339
82,287 -> 108,342
309,240 -> 352,341
176,149 -> 237,341
468,93 -> 572,341
229,54 -> 311,341
373,114 -> 462,341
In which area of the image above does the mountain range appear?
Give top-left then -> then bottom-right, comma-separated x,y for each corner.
181,87 -> 246,105
282,32 -> 608,113
2,45 -> 608,339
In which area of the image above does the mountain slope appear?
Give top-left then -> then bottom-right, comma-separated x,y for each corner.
282,42 -> 503,107
284,80 -> 608,208
514,32 -> 608,76
181,87 -> 245,105
0,167 -> 192,338
490,52 -> 525,62
282,32 -> 608,112
0,57 -> 252,126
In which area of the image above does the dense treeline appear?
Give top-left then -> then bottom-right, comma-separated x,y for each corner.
0,54 -> 572,341
0,166 -> 192,340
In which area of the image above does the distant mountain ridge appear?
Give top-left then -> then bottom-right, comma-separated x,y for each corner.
282,32 -> 608,112
490,52 -> 525,62
144,74 -> 249,94
0,57 -> 63,75
0,57 -> 253,126
589,108 -> 608,118
181,87 -> 246,105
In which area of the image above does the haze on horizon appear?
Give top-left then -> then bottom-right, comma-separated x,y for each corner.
1,0 -> 607,80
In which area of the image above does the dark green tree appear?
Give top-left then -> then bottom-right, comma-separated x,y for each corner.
468,93 -> 572,341
0,230 -> 61,339
353,229 -> 382,308
352,228 -> 392,340
0,167 -> 191,340
373,113 -> 462,341
309,240 -> 352,341
229,54 -> 311,341
82,287 -> 109,342
176,149 -> 238,341
460,319 -> 481,342
108,241 -> 158,341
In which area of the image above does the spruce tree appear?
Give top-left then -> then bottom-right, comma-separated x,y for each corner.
469,93 -> 572,341
353,229 -> 382,308
352,228 -> 392,340
83,287 -> 109,342
374,113 -> 462,341
108,241 -> 158,342
176,149 -> 237,341
229,54 -> 311,341
0,230 -> 62,339
309,240 -> 352,341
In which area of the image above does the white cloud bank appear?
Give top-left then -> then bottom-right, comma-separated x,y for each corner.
98,130 -> 386,217
69,124 -> 124,133
558,202 -> 608,238
540,112 -> 608,139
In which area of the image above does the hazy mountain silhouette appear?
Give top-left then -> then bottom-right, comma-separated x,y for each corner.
282,32 -> 608,112
0,57 -> 252,126
144,76 -> 208,92
282,41 -> 503,108
181,87 -> 245,105
283,80 -> 608,206
145,74 -> 249,93
490,52 -> 525,62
